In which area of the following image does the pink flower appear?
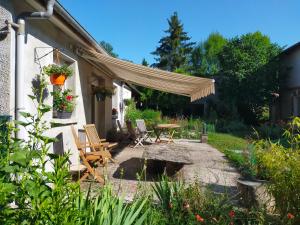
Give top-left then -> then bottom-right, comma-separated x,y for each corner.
66,95 -> 73,101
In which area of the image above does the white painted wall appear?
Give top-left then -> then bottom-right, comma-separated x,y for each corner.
112,81 -> 132,126
7,2 -> 114,171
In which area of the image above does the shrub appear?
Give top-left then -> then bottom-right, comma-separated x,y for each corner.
255,141 -> 300,224
125,101 -> 143,124
142,109 -> 161,126
215,119 -> 249,136
125,101 -> 161,127
252,123 -> 284,141
254,117 -> 300,224
149,176 -> 274,225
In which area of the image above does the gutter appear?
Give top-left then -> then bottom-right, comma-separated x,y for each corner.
25,0 -> 108,55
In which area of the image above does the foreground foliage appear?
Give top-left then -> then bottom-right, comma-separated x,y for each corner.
253,117 -> 300,224
0,75 -> 148,225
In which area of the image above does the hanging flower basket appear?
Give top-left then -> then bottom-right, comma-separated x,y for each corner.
92,86 -> 115,102
51,88 -> 77,119
43,64 -> 73,86
95,93 -> 106,101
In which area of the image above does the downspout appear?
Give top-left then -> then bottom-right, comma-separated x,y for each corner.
120,82 -> 124,125
8,0 -> 56,138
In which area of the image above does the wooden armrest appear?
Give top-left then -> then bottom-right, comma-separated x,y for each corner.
108,142 -> 118,148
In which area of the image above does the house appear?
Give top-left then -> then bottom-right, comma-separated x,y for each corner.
0,0 -> 214,168
112,81 -> 132,127
271,42 -> 300,121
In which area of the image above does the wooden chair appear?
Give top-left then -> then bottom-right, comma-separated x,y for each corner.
83,124 -> 118,163
117,119 -> 131,141
71,125 -> 105,184
126,120 -> 144,148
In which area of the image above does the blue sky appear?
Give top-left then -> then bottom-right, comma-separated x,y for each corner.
59,0 -> 300,64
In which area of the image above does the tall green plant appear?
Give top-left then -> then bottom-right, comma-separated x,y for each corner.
0,74 -> 80,224
255,117 -> 300,224
77,185 -> 148,225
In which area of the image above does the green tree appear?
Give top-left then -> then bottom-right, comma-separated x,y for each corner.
139,58 -> 154,104
152,12 -> 195,71
99,40 -> 118,58
218,31 -> 283,124
190,32 -> 227,76
145,12 -> 194,116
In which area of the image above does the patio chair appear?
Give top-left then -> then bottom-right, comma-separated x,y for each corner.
117,119 -> 131,141
71,125 -> 105,184
126,120 -> 145,148
83,124 -> 118,163
136,119 -> 153,142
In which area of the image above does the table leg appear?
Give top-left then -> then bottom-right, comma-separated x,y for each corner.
168,129 -> 176,143
155,129 -> 162,142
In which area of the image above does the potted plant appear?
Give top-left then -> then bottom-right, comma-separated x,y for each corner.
92,86 -> 115,101
43,64 -> 73,85
52,89 -> 77,119
112,108 -> 118,120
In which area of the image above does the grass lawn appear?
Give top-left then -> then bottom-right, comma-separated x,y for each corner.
208,132 -> 254,177
208,132 -> 248,153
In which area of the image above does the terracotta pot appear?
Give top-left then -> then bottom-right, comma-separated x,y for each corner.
50,74 -> 66,85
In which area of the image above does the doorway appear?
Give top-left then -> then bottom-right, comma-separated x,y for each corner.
91,76 -> 106,137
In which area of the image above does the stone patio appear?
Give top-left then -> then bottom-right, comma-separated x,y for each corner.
81,139 -> 241,201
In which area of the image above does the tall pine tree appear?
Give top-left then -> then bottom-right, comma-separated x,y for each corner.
152,12 -> 195,71
144,12 -> 195,116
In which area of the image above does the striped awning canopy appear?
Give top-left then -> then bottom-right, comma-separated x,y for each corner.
81,49 -> 215,101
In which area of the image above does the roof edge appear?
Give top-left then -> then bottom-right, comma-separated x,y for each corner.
30,0 -> 108,55
281,42 -> 300,56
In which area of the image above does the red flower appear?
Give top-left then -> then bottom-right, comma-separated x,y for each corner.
195,214 -> 204,222
229,210 -> 235,218
287,213 -> 295,219
66,95 -> 73,101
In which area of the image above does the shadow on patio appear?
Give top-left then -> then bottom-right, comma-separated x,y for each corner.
112,157 -> 184,182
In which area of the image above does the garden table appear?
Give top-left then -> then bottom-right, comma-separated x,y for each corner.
154,123 -> 180,143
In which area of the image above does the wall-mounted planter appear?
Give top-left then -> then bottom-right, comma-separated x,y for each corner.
92,86 -> 115,102
50,74 -> 66,85
57,111 -> 72,119
95,93 -> 106,101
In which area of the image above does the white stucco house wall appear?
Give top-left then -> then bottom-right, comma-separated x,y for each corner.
272,42 -> 300,121
0,0 -> 129,169
112,81 -> 132,127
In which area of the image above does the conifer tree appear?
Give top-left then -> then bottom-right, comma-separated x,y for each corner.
152,12 -> 195,71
